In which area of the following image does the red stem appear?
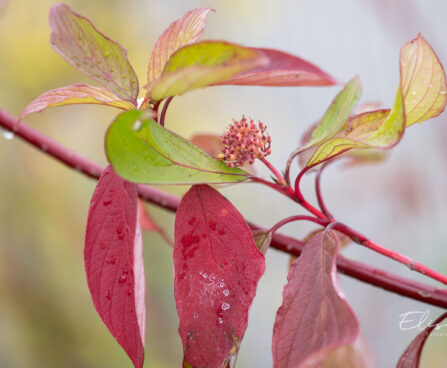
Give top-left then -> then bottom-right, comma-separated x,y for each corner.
1,109 -> 447,307
315,163 -> 334,219
333,223 -> 447,285
259,157 -> 286,185
159,96 -> 173,127
269,215 -> 329,234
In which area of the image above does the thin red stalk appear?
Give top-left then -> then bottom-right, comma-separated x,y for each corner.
259,157 -> 285,185
159,96 -> 173,127
1,109 -> 447,307
315,163 -> 334,219
269,215 -> 329,234
334,223 -> 447,285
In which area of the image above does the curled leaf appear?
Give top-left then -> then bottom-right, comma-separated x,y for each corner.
217,48 -> 337,87
50,4 -> 139,103
174,184 -> 265,367
84,166 -> 145,368
105,110 -> 249,184
19,84 -> 134,121
147,7 -> 213,84
272,231 -> 359,368
147,41 -> 268,101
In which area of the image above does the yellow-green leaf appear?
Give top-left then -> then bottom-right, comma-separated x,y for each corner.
50,4 -> 139,103
147,41 -> 267,101
105,110 -> 249,184
400,34 -> 447,126
147,7 -> 213,84
306,35 -> 446,167
19,84 -> 134,121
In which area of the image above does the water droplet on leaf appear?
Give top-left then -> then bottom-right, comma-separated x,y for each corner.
223,289 -> 230,297
217,317 -> 223,324
221,302 -> 230,311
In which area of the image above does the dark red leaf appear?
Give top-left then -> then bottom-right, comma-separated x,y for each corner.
217,48 -> 337,87
84,166 -> 145,368
174,184 -> 265,367
397,312 -> 447,368
272,231 -> 359,368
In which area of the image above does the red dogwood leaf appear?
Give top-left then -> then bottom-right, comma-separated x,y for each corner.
273,231 -> 359,368
174,184 -> 265,367
84,166 -> 145,368
397,312 -> 447,368
217,48 -> 337,87
147,7 -> 213,84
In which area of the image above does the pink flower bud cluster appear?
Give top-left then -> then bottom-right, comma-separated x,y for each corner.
218,116 -> 272,167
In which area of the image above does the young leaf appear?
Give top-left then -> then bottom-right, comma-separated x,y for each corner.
147,7 -> 213,84
19,84 -> 134,121
190,133 -> 223,158
397,312 -> 447,368
50,4 -> 139,103
174,184 -> 265,367
216,48 -> 337,87
401,34 -> 447,126
84,166 -> 145,368
306,34 -> 447,167
305,76 -> 361,148
105,110 -> 249,184
147,41 -> 268,101
272,231 -> 359,368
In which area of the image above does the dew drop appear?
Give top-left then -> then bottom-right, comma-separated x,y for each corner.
223,289 -> 230,297
132,120 -> 142,131
199,270 -> 203,275
2,129 -> 14,140
219,281 -> 225,288
202,273 -> 208,279
208,273 -> 216,282
193,312 -> 199,319
221,302 -> 230,311
217,317 -> 223,324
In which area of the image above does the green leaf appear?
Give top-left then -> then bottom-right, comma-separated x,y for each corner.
147,7 -> 213,84
105,110 -> 249,184
306,34 -> 446,167
306,76 -> 362,148
50,4 -> 139,103
19,84 -> 134,121
147,41 -> 267,101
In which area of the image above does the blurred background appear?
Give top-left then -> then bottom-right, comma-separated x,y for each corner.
1,0 -> 447,367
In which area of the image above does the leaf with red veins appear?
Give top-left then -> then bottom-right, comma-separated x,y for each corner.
397,312 -> 447,368
19,84 -> 134,121
272,231 -> 359,368
174,184 -> 265,368
216,48 -> 337,87
50,4 -> 139,104
147,7 -> 214,85
401,34 -> 447,126
84,166 -> 145,368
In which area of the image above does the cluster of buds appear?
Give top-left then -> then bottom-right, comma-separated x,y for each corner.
217,116 -> 272,167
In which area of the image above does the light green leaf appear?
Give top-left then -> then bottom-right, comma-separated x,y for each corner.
306,34 -> 446,167
147,41 -> 267,101
306,76 -> 361,148
19,84 -> 134,121
105,110 -> 249,184
49,4 -> 139,103
147,7 -> 213,84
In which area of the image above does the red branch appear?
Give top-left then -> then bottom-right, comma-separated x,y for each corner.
1,109 -> 447,308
